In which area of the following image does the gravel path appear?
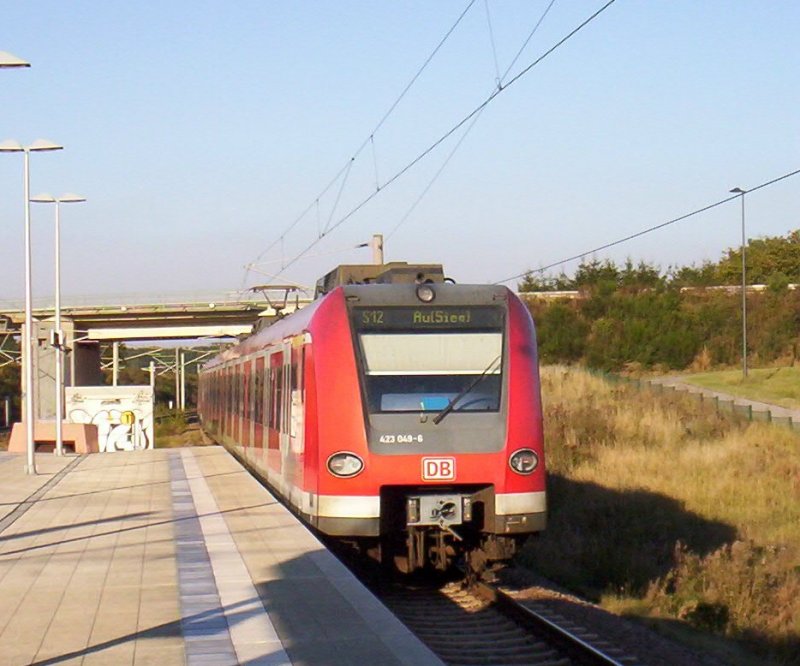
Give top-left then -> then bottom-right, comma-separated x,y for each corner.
649,376 -> 800,421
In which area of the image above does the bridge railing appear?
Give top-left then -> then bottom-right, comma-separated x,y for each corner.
0,289 -> 314,312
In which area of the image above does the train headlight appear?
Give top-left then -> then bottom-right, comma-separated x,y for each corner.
509,448 -> 538,475
326,452 -> 364,478
416,283 -> 436,303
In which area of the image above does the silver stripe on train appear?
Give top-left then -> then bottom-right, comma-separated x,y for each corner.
316,495 -> 381,518
495,491 -> 546,515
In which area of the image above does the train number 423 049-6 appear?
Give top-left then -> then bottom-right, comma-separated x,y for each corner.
379,434 -> 424,444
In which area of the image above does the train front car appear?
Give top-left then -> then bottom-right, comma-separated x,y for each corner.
317,282 -> 546,573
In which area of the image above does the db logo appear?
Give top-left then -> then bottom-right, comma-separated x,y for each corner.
422,457 -> 456,481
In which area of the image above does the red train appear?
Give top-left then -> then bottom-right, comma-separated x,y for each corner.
198,263 -> 546,573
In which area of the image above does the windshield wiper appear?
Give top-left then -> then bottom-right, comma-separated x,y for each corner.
432,354 -> 501,425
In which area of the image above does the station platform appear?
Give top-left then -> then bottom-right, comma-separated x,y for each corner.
0,447 -> 441,666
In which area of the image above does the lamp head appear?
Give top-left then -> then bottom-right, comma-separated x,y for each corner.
0,139 -> 63,152
730,187 -> 746,194
59,193 -> 86,203
0,139 -> 24,153
30,193 -> 57,203
0,51 -> 30,68
28,138 -> 63,152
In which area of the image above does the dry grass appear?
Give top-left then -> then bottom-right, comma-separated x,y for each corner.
520,365 -> 800,664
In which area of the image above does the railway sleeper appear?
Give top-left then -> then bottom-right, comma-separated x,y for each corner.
410,633 -> 552,650
438,646 -> 561,661
443,659 -> 561,666
409,618 -> 521,633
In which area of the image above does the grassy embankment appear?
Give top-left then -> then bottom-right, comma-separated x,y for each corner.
520,366 -> 800,665
681,367 -> 800,410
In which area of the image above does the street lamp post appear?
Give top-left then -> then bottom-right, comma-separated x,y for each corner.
730,187 -> 748,379
0,139 -> 64,474
30,193 -> 86,457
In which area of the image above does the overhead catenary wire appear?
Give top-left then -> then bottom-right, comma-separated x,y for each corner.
387,0 -> 558,241
241,0 -> 479,289
272,0 -> 617,281
496,166 -> 800,285
483,0 -> 502,88
370,135 -> 380,192
322,158 -> 355,237
245,239 -> 372,275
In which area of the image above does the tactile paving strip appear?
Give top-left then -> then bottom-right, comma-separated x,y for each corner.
168,451 -> 239,666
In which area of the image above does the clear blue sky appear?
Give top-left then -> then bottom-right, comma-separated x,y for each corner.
1,1 -> 798,301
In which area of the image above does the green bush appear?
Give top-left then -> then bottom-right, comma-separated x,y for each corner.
526,287 -> 799,372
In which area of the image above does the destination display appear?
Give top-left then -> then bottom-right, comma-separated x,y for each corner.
353,306 -> 503,330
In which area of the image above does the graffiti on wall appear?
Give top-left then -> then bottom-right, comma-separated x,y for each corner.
66,386 -> 154,452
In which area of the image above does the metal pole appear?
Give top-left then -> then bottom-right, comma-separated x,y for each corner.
174,347 -> 180,411
54,201 -> 64,456
148,360 -> 155,390
180,352 -> 186,410
3,397 -> 9,427
22,149 -> 36,474
740,192 -> 748,379
112,341 -> 119,386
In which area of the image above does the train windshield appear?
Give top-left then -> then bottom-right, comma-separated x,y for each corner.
357,331 -> 503,413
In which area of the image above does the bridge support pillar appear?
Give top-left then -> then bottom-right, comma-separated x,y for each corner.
20,318 -> 103,422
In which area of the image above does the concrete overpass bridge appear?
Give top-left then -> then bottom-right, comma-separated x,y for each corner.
0,289 -> 313,421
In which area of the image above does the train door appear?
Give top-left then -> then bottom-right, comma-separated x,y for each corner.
280,341 -> 292,491
222,366 -> 229,438
227,366 -> 232,441
216,369 -> 222,429
263,356 -> 271,456
234,365 -> 242,444
267,350 -> 283,475
254,356 -> 265,452
286,339 -> 306,501
244,360 -> 253,449
289,342 -> 305,453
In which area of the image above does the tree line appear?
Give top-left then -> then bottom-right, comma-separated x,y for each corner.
521,229 -> 800,371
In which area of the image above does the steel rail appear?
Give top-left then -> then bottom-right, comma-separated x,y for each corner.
473,581 -> 628,666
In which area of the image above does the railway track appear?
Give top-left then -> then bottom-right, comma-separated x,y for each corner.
375,577 -> 637,666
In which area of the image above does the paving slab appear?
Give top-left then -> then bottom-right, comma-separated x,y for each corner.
0,449 -> 183,665
0,445 -> 442,665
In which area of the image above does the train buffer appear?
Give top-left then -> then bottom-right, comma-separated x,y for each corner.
0,447 -> 442,665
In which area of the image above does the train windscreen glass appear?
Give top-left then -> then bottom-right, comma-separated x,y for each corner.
354,306 -> 504,414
